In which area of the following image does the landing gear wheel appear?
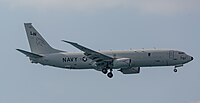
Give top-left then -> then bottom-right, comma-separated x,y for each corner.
102,69 -> 108,74
107,72 -> 113,78
174,69 -> 177,72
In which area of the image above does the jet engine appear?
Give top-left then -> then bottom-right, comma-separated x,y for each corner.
119,67 -> 140,74
112,58 -> 131,68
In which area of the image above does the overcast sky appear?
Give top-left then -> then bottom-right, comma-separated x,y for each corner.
0,0 -> 199,103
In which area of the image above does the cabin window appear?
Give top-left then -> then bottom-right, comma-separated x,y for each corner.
148,53 -> 151,56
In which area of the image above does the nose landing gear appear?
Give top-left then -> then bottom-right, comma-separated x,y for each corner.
173,64 -> 183,73
173,68 -> 178,72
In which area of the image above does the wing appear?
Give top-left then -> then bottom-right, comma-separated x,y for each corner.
62,40 -> 113,67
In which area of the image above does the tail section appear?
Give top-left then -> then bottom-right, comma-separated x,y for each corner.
24,23 -> 62,54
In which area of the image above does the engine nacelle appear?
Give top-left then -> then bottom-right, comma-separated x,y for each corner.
119,67 -> 140,74
113,58 -> 131,68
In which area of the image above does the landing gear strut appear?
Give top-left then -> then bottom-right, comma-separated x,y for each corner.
173,64 -> 183,73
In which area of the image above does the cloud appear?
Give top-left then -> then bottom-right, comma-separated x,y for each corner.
1,0 -> 200,15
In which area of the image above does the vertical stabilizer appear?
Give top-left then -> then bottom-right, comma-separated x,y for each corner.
24,23 -> 61,54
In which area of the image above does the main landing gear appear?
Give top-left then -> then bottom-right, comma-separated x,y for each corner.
102,68 -> 108,74
107,69 -> 113,78
102,68 -> 113,78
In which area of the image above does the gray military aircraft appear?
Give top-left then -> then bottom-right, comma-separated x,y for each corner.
17,23 -> 193,78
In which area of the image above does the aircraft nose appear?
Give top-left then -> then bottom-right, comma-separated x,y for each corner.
191,56 -> 194,61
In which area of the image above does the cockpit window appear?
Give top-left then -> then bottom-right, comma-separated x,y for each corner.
178,52 -> 185,54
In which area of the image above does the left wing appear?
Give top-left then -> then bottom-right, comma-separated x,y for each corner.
62,40 -> 113,67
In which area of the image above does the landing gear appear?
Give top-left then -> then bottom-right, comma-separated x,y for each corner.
173,64 -> 183,73
174,68 -> 177,72
107,69 -> 113,78
102,69 -> 108,74
107,72 -> 113,78
102,68 -> 113,78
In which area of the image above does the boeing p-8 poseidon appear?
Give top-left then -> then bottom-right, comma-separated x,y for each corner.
17,23 -> 193,78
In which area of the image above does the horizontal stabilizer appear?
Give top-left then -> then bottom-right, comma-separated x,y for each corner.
16,49 -> 43,58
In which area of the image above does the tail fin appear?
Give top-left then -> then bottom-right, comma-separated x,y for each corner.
24,23 -> 62,54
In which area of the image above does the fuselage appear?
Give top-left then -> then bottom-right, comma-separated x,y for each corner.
34,49 -> 193,70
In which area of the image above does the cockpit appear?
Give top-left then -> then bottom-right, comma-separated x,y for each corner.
176,51 -> 193,61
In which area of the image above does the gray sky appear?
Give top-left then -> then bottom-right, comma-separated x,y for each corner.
0,0 -> 199,103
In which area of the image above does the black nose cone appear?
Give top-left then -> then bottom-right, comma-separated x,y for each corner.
191,57 -> 194,61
